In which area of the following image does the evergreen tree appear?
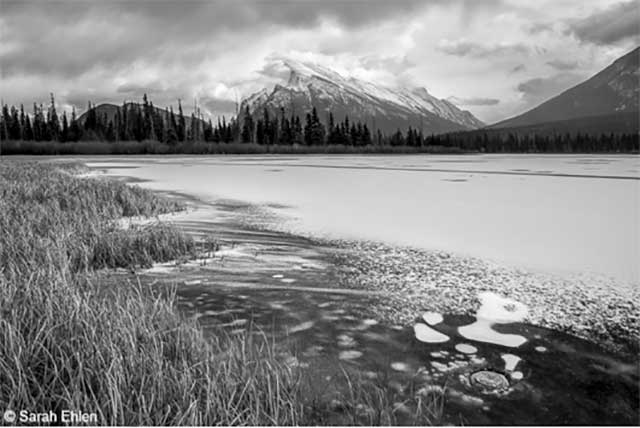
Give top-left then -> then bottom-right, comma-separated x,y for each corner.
23,114 -> 33,140
303,113 -> 312,146
69,107 -> 80,142
0,104 -> 9,140
48,93 -> 59,141
241,105 -> 254,143
8,106 -> 20,140
61,111 -> 69,142
309,107 -> 325,145
177,99 -> 186,142
19,104 -> 26,140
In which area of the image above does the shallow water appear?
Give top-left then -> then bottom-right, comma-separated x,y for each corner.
168,279 -> 639,425
84,154 -> 639,285
124,197 -> 638,425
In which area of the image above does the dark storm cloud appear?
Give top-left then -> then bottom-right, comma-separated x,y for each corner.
0,0 -> 432,78
516,73 -> 585,104
566,0 -> 640,45
437,40 -> 530,58
546,59 -> 578,70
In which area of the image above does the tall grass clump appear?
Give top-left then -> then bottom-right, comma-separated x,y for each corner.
0,161 -> 304,425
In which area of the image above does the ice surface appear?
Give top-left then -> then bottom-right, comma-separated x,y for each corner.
90,155 -> 640,284
414,323 -> 450,343
501,353 -> 521,371
455,343 -> 478,354
458,292 -> 528,347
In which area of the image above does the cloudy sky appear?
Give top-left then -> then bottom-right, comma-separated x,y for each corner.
0,0 -> 638,124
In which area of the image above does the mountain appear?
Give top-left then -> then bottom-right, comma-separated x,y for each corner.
492,47 -> 639,131
77,102 -> 208,129
77,103 -> 121,125
240,59 -> 484,135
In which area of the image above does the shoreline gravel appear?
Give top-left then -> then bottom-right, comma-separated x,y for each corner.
322,239 -> 639,358
232,201 -> 639,357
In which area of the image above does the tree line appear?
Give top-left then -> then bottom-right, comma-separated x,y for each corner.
1,94 -> 637,153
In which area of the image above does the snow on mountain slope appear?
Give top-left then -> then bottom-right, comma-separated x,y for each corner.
240,59 -> 484,135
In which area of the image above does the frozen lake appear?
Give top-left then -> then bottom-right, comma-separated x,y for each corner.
86,154 -> 639,285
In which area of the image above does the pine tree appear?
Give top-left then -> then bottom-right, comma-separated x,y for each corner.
309,107 -> 325,145
177,99 -> 186,142
9,107 -> 20,140
241,106 -> 254,143
293,116 -> 303,145
0,104 -> 9,141
304,113 -> 312,146
69,107 -> 80,142
48,93 -> 59,141
19,104 -> 26,140
61,111 -> 69,142
23,115 -> 33,140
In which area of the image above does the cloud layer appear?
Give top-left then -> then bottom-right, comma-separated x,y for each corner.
0,0 -> 637,123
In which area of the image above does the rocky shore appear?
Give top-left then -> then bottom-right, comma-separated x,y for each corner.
324,239 -> 639,357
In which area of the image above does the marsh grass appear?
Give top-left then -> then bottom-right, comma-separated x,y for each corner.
0,161 -> 444,425
299,365 -> 445,426
0,139 -> 463,156
0,161 -> 303,425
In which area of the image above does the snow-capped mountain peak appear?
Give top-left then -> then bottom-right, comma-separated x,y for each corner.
241,59 -> 484,134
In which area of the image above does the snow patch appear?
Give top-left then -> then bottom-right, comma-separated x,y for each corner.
455,343 -> 478,354
458,292 -> 528,347
414,323 -> 450,343
501,354 -> 521,371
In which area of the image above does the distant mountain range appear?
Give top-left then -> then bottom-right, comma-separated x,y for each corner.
80,48 -> 638,139
489,46 -> 639,135
239,59 -> 484,135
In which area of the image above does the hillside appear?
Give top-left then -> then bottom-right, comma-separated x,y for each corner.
492,47 -> 639,131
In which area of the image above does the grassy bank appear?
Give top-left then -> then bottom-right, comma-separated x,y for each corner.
0,161 -> 309,425
0,139 -> 465,155
0,161 -> 444,426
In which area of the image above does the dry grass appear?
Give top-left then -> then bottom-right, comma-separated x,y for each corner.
0,160 -> 444,425
0,161 -> 302,425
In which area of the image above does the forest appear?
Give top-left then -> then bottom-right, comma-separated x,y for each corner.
1,94 -> 638,154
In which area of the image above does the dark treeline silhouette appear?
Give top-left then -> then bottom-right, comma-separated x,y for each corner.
1,94 -> 638,153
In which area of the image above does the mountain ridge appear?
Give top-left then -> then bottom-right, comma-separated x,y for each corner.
240,59 -> 484,135
491,46 -> 639,130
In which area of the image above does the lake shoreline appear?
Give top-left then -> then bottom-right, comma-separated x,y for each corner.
122,178 -> 639,360
86,164 -> 639,424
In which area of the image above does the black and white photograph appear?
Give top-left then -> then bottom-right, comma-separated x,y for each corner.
0,0 -> 638,426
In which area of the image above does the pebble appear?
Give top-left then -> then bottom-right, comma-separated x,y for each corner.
511,371 -> 524,380
470,370 -> 510,393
